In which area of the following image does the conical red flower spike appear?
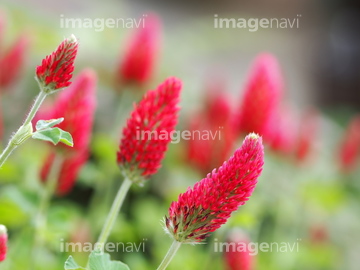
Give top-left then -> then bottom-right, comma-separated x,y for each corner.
35,35 -> 78,92
237,53 -> 283,140
117,14 -> 161,87
165,133 -> 264,244
117,77 -> 181,183
0,225 -> 7,262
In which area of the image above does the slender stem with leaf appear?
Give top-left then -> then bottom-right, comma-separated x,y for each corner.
156,240 -> 182,270
0,91 -> 47,167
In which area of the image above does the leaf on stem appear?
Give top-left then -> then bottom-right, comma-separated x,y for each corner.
88,250 -> 130,270
36,118 -> 64,130
64,251 -> 130,270
33,118 -> 74,146
64,256 -> 85,270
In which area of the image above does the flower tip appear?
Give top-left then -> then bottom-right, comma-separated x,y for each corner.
166,76 -> 182,88
67,34 -> 78,44
246,132 -> 260,140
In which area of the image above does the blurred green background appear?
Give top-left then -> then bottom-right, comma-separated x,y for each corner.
0,0 -> 360,269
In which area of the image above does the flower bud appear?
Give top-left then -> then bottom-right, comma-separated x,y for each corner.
35,35 -> 78,93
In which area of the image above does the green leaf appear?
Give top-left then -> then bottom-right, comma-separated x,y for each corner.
57,128 -> 74,146
89,250 -> 130,270
36,118 -> 64,130
32,128 -> 61,145
32,127 -> 73,147
64,256 -> 86,270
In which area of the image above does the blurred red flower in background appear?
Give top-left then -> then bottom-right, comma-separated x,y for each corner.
339,115 -> 360,172
40,69 -> 97,195
0,12 -> 28,91
309,224 -> 329,245
224,230 -> 254,270
187,83 -> 236,174
268,104 -> 298,155
236,53 -> 283,141
116,14 -> 161,88
295,108 -> 319,162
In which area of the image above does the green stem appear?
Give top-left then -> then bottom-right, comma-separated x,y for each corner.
34,154 -> 62,246
24,90 -> 48,126
156,240 -> 182,270
31,154 -> 63,270
96,177 -> 132,248
0,91 -> 47,167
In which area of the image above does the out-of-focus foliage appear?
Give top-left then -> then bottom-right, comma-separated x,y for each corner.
0,3 -> 360,270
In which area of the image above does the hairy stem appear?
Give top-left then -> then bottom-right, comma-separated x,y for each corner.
0,91 -> 47,167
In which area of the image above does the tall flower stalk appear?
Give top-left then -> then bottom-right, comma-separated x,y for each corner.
96,77 -> 182,249
157,133 -> 264,270
0,35 -> 78,167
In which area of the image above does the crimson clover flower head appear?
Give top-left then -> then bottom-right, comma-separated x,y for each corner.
117,77 -> 181,184
0,224 -> 7,262
165,133 -> 264,244
35,35 -> 78,93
